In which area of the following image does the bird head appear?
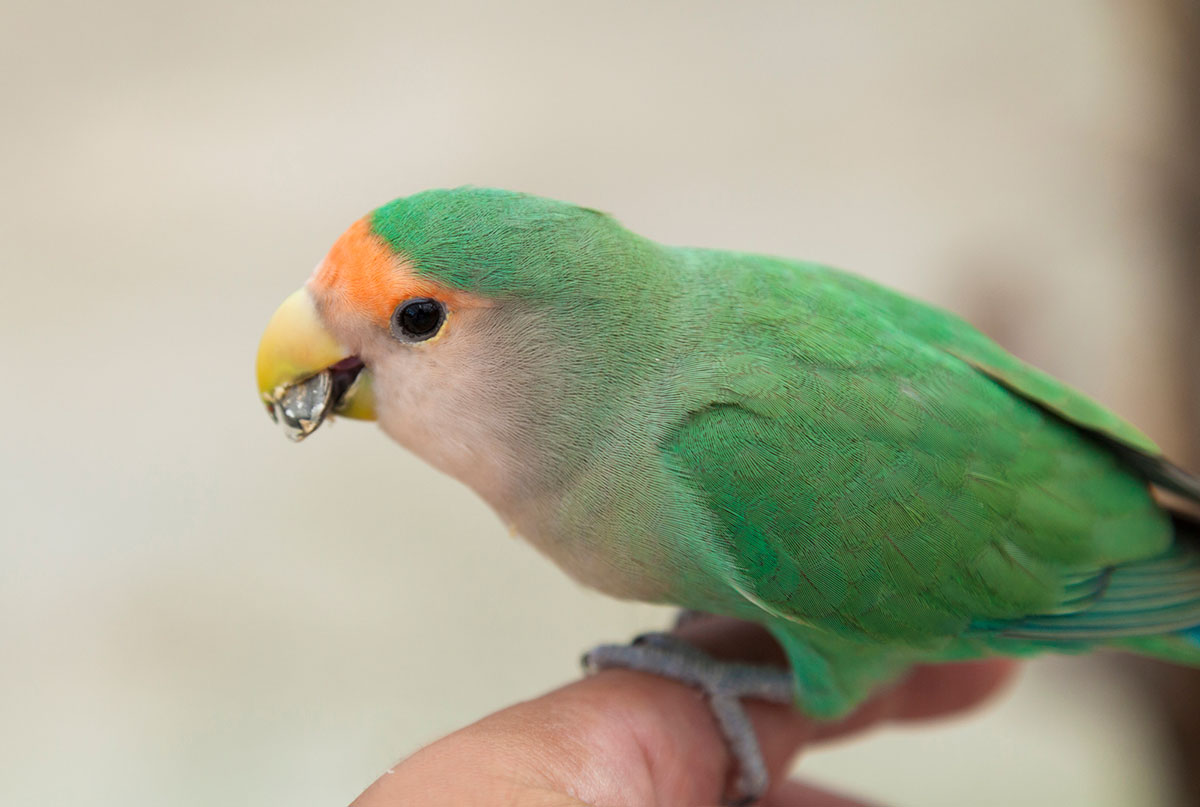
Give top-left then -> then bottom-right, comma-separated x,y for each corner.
255,187 -> 672,501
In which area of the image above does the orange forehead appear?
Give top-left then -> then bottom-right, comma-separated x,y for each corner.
310,217 -> 478,326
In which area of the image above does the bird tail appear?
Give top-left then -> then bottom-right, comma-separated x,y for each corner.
1117,512 -> 1200,666
1120,626 -> 1200,666
966,444 -> 1200,663
976,511 -> 1200,665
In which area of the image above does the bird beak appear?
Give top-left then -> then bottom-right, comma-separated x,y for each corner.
255,286 -> 376,441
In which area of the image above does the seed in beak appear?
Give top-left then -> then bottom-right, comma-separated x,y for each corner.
272,371 -> 335,442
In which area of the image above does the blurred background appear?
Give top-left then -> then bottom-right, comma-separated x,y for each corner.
2,1 -> 1197,805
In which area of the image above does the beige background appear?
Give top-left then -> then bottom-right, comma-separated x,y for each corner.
1,2 -> 1191,805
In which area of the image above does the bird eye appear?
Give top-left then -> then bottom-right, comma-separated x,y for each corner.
390,298 -> 446,342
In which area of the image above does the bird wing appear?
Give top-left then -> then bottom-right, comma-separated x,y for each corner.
663,257 -> 1177,643
945,349 -> 1200,503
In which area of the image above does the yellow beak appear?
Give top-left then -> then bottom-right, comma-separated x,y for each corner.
255,287 -> 376,438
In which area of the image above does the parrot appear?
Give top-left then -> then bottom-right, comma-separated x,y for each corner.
255,187 -> 1200,804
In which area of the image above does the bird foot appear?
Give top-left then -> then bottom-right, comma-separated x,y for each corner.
582,631 -> 794,806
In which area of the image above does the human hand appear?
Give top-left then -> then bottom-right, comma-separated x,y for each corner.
352,617 -> 1016,807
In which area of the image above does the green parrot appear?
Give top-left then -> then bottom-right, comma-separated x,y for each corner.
256,188 -> 1200,804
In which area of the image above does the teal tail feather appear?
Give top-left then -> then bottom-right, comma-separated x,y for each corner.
1096,511 -> 1200,666
1121,629 -> 1200,666
1122,614 -> 1200,666
973,512 -> 1200,666
1127,513 -> 1200,666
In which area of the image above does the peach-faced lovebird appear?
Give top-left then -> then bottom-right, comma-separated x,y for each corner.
255,188 -> 1200,804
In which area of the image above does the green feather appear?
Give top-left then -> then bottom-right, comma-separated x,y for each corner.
364,188 -> 1200,718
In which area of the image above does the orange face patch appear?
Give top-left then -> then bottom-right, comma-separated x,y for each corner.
310,217 -> 484,329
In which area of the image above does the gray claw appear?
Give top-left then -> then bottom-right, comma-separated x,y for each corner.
583,633 -> 794,806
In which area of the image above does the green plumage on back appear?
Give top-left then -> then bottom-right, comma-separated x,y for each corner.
357,189 -> 1200,718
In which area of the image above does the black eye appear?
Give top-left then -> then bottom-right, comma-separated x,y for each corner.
390,298 -> 445,342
